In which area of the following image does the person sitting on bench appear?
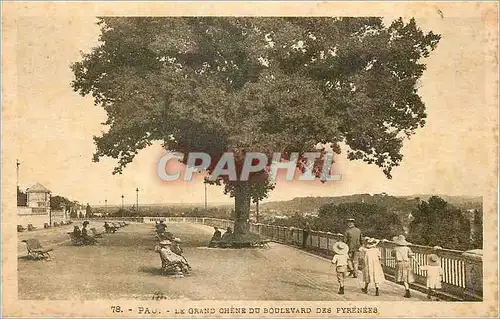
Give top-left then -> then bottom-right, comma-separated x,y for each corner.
72,225 -> 81,237
208,226 -> 222,247
172,237 -> 192,270
219,227 -> 234,248
158,240 -> 190,274
104,222 -> 116,233
81,221 -> 97,245
171,238 -> 183,255
156,220 -> 167,235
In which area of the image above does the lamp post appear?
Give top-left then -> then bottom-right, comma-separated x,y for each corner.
16,159 -> 20,190
49,192 -> 52,225
136,188 -> 139,213
256,199 -> 259,223
204,182 -> 207,211
121,195 -> 124,218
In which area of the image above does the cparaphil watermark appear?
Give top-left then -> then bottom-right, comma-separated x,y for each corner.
157,152 -> 341,182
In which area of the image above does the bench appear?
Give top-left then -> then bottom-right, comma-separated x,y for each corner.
104,224 -> 116,233
27,224 -> 37,231
22,238 -> 53,260
158,251 -> 188,277
91,228 -> 103,238
68,232 -> 85,245
17,225 -> 27,232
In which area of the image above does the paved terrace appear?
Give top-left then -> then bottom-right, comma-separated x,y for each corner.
18,222 -> 428,300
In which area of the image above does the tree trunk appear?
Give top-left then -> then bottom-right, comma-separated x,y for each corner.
233,183 -> 251,236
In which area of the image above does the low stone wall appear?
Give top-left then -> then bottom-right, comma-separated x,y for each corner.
17,209 -> 67,229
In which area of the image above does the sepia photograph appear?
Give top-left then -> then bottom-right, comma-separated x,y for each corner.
2,1 -> 498,318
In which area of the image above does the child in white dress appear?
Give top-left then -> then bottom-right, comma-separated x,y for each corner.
361,238 -> 385,296
420,254 -> 444,300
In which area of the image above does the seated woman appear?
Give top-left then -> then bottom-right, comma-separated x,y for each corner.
208,226 -> 222,247
157,240 -> 190,275
81,221 -> 97,245
104,222 -> 116,233
72,225 -> 81,237
172,238 -> 192,270
219,227 -> 234,248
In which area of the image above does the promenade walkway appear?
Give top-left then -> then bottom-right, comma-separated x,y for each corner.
18,222 -> 427,300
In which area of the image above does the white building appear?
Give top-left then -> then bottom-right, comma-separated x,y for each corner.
26,183 -> 50,212
18,183 -> 68,229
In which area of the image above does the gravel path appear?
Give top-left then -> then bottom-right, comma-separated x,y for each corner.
18,222 -> 427,301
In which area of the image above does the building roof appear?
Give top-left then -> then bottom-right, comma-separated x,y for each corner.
26,183 -> 50,193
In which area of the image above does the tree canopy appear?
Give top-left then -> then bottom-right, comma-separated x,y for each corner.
408,196 -> 472,250
71,17 -> 440,239
317,202 -> 403,239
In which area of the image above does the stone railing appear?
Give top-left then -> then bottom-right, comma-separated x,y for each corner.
147,216 -> 482,301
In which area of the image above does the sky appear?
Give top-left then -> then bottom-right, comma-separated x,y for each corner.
3,2 -> 498,206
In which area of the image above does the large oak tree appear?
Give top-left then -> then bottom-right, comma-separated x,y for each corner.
71,17 -> 440,245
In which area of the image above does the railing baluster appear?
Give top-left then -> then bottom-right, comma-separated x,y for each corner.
150,216 -> 481,301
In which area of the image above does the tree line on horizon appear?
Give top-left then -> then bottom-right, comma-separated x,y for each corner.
263,195 -> 482,251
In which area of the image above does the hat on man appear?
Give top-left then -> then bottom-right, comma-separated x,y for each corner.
365,238 -> 380,248
347,218 -> 355,222
427,254 -> 440,266
83,221 -> 89,226
173,238 -> 181,243
333,241 -> 349,255
159,240 -> 171,246
393,235 -> 411,246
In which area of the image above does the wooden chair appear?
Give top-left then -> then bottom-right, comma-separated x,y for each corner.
27,224 -> 37,231
90,228 -> 103,238
104,224 -> 116,233
159,251 -> 186,277
68,232 -> 85,246
22,239 -> 53,260
44,223 -> 51,229
53,222 -> 59,227
17,225 -> 27,232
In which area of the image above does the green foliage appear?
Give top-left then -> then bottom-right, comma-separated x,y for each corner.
408,196 -> 472,250
317,202 -> 403,238
50,195 -> 75,210
71,17 -> 440,204
113,208 -> 136,217
268,202 -> 403,239
17,187 -> 27,206
472,209 -> 483,248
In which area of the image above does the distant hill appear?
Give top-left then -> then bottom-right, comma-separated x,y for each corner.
260,194 -> 482,215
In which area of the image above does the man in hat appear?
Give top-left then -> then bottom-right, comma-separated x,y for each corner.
156,220 -> 167,235
209,226 -> 222,247
344,218 -> 363,277
331,241 -> 349,294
